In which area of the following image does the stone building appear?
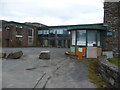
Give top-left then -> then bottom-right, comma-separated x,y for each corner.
104,1 -> 120,57
1,20 -> 38,47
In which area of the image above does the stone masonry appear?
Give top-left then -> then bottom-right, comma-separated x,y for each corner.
104,2 -> 120,57
98,56 -> 120,88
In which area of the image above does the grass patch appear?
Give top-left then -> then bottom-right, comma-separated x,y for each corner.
108,58 -> 120,67
87,60 -> 111,88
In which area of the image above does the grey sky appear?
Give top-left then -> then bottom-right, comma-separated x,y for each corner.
0,0 -> 104,26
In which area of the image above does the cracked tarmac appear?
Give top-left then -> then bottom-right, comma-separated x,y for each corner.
2,48 -> 96,89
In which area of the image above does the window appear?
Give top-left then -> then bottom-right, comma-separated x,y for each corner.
38,30 -> 49,34
87,30 -> 97,47
46,30 -> 49,34
43,30 -> 49,34
29,30 -> 32,36
77,30 -> 86,46
72,31 -> 76,45
50,30 -> 55,34
57,29 -> 63,34
16,28 -> 23,35
63,30 -> 70,35
38,30 -> 43,34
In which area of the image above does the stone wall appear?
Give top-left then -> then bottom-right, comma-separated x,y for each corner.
0,25 -> 2,47
98,56 -> 120,88
104,2 -> 120,57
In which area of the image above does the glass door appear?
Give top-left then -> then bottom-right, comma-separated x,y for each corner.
87,30 -> 97,47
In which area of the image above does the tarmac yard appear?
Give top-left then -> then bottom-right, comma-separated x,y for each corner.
2,48 -> 96,88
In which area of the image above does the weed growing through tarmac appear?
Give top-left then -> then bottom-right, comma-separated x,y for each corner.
87,60 -> 112,88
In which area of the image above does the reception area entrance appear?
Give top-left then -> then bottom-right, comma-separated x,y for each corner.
68,24 -> 106,59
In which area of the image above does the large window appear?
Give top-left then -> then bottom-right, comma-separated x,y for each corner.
87,30 -> 97,47
71,30 -> 101,47
77,30 -> 86,46
38,30 -> 49,35
38,30 -> 43,34
43,30 -> 49,34
28,29 -> 32,36
72,31 -> 76,45
50,30 -> 55,34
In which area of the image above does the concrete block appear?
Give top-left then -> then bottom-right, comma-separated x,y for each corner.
39,51 -> 50,60
7,51 -> 23,59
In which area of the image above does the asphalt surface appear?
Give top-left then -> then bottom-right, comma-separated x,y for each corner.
2,48 -> 96,88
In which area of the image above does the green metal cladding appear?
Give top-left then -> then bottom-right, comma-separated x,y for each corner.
68,24 -> 107,30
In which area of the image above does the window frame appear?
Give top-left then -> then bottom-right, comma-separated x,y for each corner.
76,30 -> 86,46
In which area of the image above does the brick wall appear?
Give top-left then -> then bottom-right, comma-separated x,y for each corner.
104,2 -> 120,57
2,24 -> 34,47
2,25 -> 16,47
21,27 -> 29,47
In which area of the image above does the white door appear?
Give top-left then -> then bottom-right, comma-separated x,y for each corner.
87,47 -> 97,58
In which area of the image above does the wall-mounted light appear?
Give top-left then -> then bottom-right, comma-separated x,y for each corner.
5,27 -> 10,31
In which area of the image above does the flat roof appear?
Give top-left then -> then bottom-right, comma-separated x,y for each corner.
1,20 -> 107,31
68,24 -> 107,31
49,23 -> 107,30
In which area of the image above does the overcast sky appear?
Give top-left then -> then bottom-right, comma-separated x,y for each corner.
0,0 -> 104,26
